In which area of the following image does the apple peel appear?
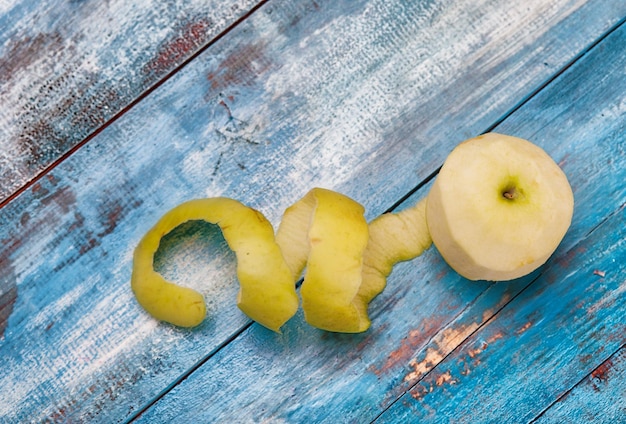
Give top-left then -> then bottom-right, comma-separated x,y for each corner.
277,188 -> 370,333
131,198 -> 299,331
131,133 -> 574,334
132,189 -> 433,333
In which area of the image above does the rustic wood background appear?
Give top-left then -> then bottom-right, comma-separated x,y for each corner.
1,0 -> 625,422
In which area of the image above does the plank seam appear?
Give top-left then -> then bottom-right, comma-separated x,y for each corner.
0,0 -> 271,211
528,342 -> 626,423
389,14 -> 626,219
483,14 -> 626,134
125,321 -> 254,422
369,276 -> 539,423
134,11 -> 626,422
372,194 -> 623,422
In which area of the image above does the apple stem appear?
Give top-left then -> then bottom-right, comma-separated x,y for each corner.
502,186 -> 517,200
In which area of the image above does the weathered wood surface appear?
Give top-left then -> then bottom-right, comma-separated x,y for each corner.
135,19 -> 626,421
535,348 -> 626,423
1,0 -> 625,422
0,0 -> 262,205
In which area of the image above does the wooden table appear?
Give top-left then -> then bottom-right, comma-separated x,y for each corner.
1,1 -> 625,422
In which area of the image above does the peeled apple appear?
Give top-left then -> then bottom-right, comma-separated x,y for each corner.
426,133 -> 574,281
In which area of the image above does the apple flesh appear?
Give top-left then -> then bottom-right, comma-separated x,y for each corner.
426,133 -> 574,281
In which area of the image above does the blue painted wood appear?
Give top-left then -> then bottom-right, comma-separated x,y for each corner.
136,13 -> 626,424
534,348 -> 626,423
0,0 -> 261,204
0,0 -> 625,422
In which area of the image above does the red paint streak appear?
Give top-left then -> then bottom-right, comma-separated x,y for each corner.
487,332 -> 504,344
207,42 -> 272,91
98,198 -> 143,238
99,203 -> 124,237
79,237 -> 100,255
0,285 -> 18,339
0,32 -> 64,83
144,19 -> 213,75
31,182 -> 48,196
435,269 -> 447,281
41,186 -> 77,214
515,321 -> 533,334
370,318 -> 444,376
591,359 -> 613,391
556,246 -> 586,268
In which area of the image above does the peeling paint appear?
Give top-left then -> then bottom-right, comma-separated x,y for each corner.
435,370 -> 457,387
371,318 -> 445,376
515,321 -> 533,334
404,323 -> 479,383
404,347 -> 445,382
590,359 -> 613,391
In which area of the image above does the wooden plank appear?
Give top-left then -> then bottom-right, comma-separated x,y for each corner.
533,347 -> 626,423
1,0 -> 624,422
135,13 -> 626,424
0,0 -> 262,205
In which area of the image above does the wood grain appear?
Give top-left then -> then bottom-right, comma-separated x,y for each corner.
533,347 -> 626,423
1,0 -> 624,422
0,0 -> 262,205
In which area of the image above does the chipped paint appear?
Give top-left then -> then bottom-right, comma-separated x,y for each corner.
403,323 -> 479,383
409,370 -> 458,401
435,370 -> 457,387
2,0 -> 626,421
516,321 -> 533,335
371,324 -> 439,376
591,359 -> 613,391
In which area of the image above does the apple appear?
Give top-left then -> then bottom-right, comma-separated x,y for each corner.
426,133 -> 574,281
